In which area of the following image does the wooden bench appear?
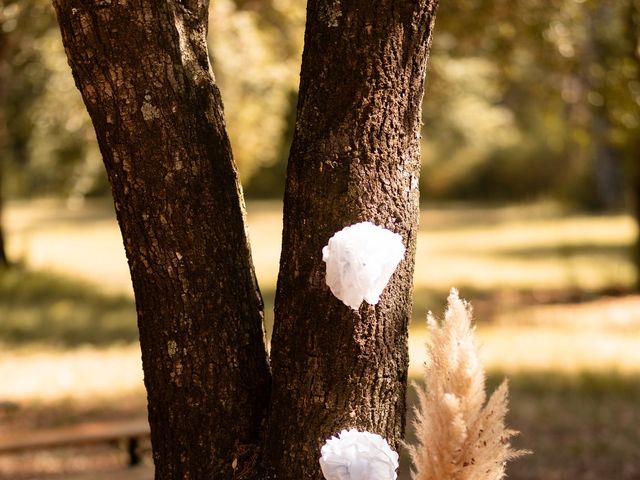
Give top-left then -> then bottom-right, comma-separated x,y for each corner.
0,418 -> 150,466
62,465 -> 154,480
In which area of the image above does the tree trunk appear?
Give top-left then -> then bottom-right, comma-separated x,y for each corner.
263,1 -> 438,478
0,164 -> 7,268
54,0 -> 438,477
633,158 -> 640,290
52,2 -> 270,478
587,2 -> 623,212
0,111 -> 8,268
0,27 -> 10,268
629,0 -> 640,290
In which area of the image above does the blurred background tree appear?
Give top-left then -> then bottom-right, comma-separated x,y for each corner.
0,0 -> 638,276
628,0 -> 640,287
0,0 -> 103,200
422,0 -> 636,210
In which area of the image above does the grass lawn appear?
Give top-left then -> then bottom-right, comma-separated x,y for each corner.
1,199 -> 639,479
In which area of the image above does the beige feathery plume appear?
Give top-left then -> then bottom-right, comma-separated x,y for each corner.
407,289 -> 528,480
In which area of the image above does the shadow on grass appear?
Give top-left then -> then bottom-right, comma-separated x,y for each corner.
402,370 -> 640,480
0,266 -> 280,349
418,201 -> 569,232
0,266 -> 138,348
489,243 -> 629,260
411,286 -> 504,326
11,198 -> 118,232
411,284 -> 636,328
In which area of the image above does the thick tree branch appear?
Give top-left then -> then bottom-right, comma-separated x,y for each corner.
263,1 -> 438,478
52,1 -> 270,478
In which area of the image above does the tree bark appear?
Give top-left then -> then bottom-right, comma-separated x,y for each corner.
54,0 -> 438,477
263,1 -> 438,478
52,2 -> 270,478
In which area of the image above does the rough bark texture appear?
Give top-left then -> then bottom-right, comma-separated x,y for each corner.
52,2 -> 270,478
263,1 -> 438,478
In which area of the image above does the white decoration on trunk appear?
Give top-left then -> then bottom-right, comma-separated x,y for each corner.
322,222 -> 405,310
319,429 -> 399,480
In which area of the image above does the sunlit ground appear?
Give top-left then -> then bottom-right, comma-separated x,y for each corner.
1,199 -> 639,479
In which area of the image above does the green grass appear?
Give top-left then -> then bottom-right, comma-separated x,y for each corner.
0,266 -> 138,348
503,371 -> 640,480
401,371 -> 640,480
2,199 -> 639,479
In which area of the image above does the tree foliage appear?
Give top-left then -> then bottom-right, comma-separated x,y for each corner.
1,1 -> 101,199
1,0 -> 638,206
422,0 -> 638,207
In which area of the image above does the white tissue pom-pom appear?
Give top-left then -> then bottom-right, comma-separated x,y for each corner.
322,222 -> 405,310
319,429 -> 399,480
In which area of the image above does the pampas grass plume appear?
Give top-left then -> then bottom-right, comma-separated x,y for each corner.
407,289 -> 529,480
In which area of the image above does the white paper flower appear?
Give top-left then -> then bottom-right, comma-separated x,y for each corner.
319,429 -> 399,480
322,222 -> 405,310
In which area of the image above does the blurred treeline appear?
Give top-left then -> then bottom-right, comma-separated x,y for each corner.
0,0 -> 637,210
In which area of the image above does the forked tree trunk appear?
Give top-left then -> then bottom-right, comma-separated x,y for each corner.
263,1 -> 438,478
52,2 -> 270,478
53,0 -> 438,478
